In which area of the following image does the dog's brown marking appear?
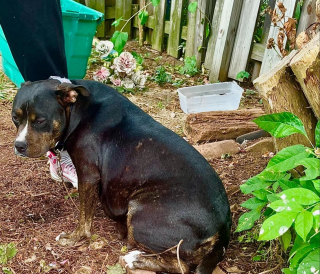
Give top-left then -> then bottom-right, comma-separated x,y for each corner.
16,109 -> 23,117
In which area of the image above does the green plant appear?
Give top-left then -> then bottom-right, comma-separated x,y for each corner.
0,242 -> 17,274
236,71 -> 250,81
172,79 -> 184,87
153,66 -> 172,85
179,56 -> 198,76
131,51 -> 144,65
236,112 -> 320,274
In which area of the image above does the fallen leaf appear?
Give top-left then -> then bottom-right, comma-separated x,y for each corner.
225,266 -> 245,273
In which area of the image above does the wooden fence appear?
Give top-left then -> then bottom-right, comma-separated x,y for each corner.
82,0 -> 318,82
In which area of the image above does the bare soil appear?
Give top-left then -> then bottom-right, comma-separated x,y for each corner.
0,42 -> 284,273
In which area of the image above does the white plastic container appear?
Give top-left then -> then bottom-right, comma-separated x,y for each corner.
177,82 -> 244,114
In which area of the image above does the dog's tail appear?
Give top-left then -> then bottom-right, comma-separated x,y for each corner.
195,226 -> 230,274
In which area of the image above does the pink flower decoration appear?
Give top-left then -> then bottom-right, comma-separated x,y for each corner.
93,67 -> 110,82
110,76 -> 122,87
112,52 -> 137,76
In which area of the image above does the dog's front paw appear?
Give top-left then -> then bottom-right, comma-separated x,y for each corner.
56,230 -> 87,246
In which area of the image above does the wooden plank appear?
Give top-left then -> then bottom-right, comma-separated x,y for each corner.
260,0 -> 297,75
228,0 -> 260,80
85,0 -> 105,37
209,0 -> 243,82
105,7 -> 115,19
115,0 -> 133,39
167,0 -> 184,58
152,0 -> 167,51
185,0 -> 197,57
204,0 -> 224,69
297,0 -> 317,34
251,43 -> 265,62
194,0 -> 208,67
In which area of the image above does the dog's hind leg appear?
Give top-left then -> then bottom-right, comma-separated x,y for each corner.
123,251 -> 189,273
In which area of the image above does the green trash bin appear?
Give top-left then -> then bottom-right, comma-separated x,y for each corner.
0,0 -> 104,87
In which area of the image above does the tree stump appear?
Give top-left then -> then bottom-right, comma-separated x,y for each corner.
253,50 -> 317,151
290,33 -> 320,119
184,109 -> 264,143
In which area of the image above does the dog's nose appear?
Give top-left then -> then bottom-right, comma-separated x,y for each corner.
15,141 -> 27,152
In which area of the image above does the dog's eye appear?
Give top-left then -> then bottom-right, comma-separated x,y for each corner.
12,116 -> 19,123
36,118 -> 46,124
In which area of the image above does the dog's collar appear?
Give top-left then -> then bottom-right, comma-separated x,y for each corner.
49,76 -> 72,84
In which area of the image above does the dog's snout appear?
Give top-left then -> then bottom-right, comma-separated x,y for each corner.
15,141 -> 27,152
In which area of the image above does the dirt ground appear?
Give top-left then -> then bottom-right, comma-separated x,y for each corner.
0,42 -> 283,274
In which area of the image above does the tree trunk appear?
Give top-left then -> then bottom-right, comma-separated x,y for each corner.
290,33 -> 320,119
253,50 -> 317,152
184,109 -> 264,143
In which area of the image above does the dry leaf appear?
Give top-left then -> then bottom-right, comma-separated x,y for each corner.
284,17 -> 297,49
277,28 -> 288,57
225,266 -> 245,273
277,1 -> 287,14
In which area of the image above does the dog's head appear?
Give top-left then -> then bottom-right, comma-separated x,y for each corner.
12,80 -> 89,158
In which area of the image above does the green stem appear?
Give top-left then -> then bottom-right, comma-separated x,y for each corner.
196,7 -> 213,35
120,2 -> 152,32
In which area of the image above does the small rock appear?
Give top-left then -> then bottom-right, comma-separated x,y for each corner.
245,137 -> 275,153
194,140 -> 240,160
119,257 -> 156,274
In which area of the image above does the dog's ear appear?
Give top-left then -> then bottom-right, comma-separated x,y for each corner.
56,83 -> 90,106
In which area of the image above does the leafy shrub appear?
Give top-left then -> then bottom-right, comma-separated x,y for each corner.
152,66 -> 172,85
236,71 -> 250,81
236,112 -> 320,274
179,56 -> 198,76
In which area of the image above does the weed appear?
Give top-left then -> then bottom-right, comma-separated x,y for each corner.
172,79 -> 184,88
152,66 -> 172,85
157,101 -> 164,109
179,55 -> 198,76
236,71 -> 250,81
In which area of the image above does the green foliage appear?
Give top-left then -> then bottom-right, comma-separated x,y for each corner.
236,112 -> 320,274
206,23 -> 210,38
172,79 -> 184,87
112,17 -> 122,27
150,0 -> 160,7
152,66 -> 172,85
111,31 -> 128,54
179,56 -> 198,76
0,243 -> 17,265
188,1 -> 198,13
131,51 -> 144,65
236,71 -> 250,80
0,92 -> 7,100
138,10 -> 149,26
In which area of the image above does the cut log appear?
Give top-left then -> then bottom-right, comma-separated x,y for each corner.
184,109 -> 265,143
290,33 -> 320,119
253,50 -> 317,151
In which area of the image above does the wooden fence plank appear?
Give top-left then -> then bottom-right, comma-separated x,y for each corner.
260,0 -> 297,75
185,0 -> 197,57
152,0 -> 167,51
203,0 -> 224,69
193,0 -> 208,67
209,0 -> 243,82
228,0 -> 260,80
297,0 -> 317,34
115,0 -> 133,39
251,43 -> 265,62
167,0 -> 184,58
85,0 -> 105,37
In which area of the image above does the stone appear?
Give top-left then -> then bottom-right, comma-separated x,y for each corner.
245,137 -> 275,153
194,140 -> 240,159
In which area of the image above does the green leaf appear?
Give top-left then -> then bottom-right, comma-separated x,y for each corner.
240,175 -> 272,194
282,268 -> 294,274
236,71 -> 250,80
312,180 -> 320,193
295,211 -> 314,242
281,229 -> 292,252
236,209 -> 261,232
138,10 -> 148,26
290,243 -> 319,270
252,189 -> 269,201
111,31 -> 128,53
297,158 -> 320,181
106,263 -> 125,274
316,120 -> 320,148
266,144 -> 310,172
240,197 -> 267,210
273,181 -> 280,192
5,243 -> 17,259
311,205 -> 320,232
188,2 -> 198,13
278,177 -> 300,190
2,267 -> 13,274
259,211 -> 298,241
297,248 -> 320,274
277,188 -> 320,205
150,0 -> 160,7
253,112 -> 307,138
267,193 -> 280,202
268,199 -> 304,213
197,45 -> 202,52
112,17 -> 123,27
206,23 -> 210,38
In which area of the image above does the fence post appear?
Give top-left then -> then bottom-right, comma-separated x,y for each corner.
209,0 -> 243,82
203,0 -> 224,69
297,0 -> 317,35
167,0 -> 184,58
228,0 -> 261,80
185,0 -> 197,57
85,0 -> 105,37
152,0 -> 167,51
260,0 -> 298,75
115,0 -> 133,39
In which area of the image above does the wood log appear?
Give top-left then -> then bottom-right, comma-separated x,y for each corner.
253,50 -> 317,151
184,109 -> 265,143
290,33 -> 320,119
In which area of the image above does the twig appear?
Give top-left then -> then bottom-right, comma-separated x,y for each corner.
100,253 -> 109,274
176,239 -> 184,274
31,192 -> 50,197
257,263 -> 281,274
142,242 -> 181,257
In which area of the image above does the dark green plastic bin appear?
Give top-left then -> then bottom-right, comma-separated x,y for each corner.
0,0 -> 104,87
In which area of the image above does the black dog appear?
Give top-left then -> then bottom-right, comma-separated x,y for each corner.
12,79 -> 231,274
